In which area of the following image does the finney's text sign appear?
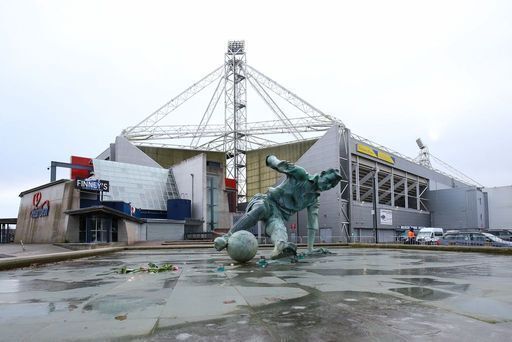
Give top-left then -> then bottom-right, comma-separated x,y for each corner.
75,179 -> 110,192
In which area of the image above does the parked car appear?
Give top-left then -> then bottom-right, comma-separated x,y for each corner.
441,231 -> 512,247
481,233 -> 512,247
487,229 -> 512,242
416,227 -> 444,245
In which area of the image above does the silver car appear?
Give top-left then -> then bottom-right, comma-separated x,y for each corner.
441,231 -> 512,247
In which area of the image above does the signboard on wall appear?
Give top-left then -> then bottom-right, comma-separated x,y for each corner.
31,192 -> 50,218
380,209 -> 393,225
71,156 -> 93,180
357,144 -> 395,164
75,179 -> 110,192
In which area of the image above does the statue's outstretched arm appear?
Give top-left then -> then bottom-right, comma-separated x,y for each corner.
266,155 -> 307,179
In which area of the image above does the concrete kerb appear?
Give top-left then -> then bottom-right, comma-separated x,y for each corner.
1,242 -> 511,271
95,243 -> 512,256
0,247 -> 124,271
125,242 -> 350,250
349,243 -> 512,255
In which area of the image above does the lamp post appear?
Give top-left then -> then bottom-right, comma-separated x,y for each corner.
190,173 -> 194,217
372,168 -> 379,244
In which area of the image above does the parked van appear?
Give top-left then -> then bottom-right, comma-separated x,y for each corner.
416,228 -> 444,244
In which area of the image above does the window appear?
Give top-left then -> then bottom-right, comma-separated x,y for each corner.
83,215 -> 114,243
92,159 -> 180,210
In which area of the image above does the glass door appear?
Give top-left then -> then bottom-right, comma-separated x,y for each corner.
85,215 -> 112,243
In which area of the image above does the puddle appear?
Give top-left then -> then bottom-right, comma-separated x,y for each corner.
58,260 -> 126,269
0,301 -> 73,319
20,271 -> 46,277
306,265 -> 493,278
82,294 -> 166,315
446,284 -> 470,293
308,268 -> 392,276
392,277 -> 457,286
0,303 -> 50,319
19,278 -> 114,292
163,279 -> 178,289
389,287 -> 453,301
0,279 -> 20,293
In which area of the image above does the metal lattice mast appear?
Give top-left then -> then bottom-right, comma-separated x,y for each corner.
122,66 -> 223,138
224,41 -> 248,203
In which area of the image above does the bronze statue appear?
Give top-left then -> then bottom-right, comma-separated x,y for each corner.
215,155 -> 342,259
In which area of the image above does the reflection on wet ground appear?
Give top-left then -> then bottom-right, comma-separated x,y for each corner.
392,277 -> 457,286
389,287 -> 454,301
20,278 -> 114,292
1,248 -> 512,341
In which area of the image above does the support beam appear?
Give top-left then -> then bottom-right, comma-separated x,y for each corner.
391,169 -> 395,207
50,161 -> 93,182
247,75 -> 303,140
191,76 -> 226,147
355,158 -> 360,202
392,177 -> 406,202
123,66 -> 224,138
404,174 -> 409,209
246,65 -> 342,125
416,176 -> 421,210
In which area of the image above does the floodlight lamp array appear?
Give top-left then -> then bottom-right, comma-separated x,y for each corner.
228,40 -> 245,55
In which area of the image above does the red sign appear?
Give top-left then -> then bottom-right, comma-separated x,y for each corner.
290,223 -> 297,231
225,178 -> 237,189
71,156 -> 93,180
225,178 -> 237,213
33,192 -> 42,206
31,192 -> 50,218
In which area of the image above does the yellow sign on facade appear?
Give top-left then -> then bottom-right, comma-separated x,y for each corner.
357,144 -> 395,164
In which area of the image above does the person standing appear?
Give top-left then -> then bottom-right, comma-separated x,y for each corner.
407,227 -> 416,244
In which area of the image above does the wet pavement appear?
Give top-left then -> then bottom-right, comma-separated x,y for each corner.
1,248 -> 512,341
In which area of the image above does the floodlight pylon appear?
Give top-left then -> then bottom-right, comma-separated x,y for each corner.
224,41 -> 248,203
122,41 -> 342,205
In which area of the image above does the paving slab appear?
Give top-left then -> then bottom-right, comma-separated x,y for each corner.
1,248 -> 512,341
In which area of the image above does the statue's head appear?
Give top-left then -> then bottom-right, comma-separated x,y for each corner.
317,168 -> 343,191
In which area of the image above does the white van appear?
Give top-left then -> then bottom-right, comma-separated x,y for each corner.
416,228 -> 444,244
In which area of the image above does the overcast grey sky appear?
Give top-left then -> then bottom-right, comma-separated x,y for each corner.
1,0 -> 511,217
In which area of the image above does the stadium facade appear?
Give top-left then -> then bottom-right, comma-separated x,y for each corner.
15,124 -> 495,245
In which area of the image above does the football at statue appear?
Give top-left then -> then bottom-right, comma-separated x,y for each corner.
226,230 -> 258,263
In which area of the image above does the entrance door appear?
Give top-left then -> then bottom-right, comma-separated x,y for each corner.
85,216 -> 112,243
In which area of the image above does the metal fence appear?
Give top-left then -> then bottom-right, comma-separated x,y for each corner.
0,223 -> 15,243
256,235 -> 352,245
255,235 -> 432,245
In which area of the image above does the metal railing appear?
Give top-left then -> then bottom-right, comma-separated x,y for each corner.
0,220 -> 16,244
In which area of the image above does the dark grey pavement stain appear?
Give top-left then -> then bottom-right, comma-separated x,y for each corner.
20,278 -> 114,292
162,278 -> 178,289
82,294 -> 167,315
389,287 -> 453,300
20,270 -> 46,277
392,277 -> 457,286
